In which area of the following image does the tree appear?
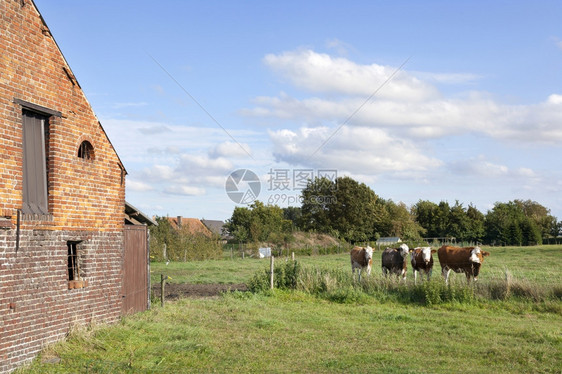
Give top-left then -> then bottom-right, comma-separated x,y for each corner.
484,200 -> 545,246
550,221 -> 562,238
447,201 -> 470,242
150,216 -> 180,260
384,201 -> 425,240
328,176 -> 378,241
300,177 -> 335,233
484,201 -> 524,245
299,176 -> 387,242
282,206 -> 302,231
520,217 -> 542,245
412,200 -> 440,238
224,201 -> 291,243
225,206 -> 252,243
514,199 -> 556,238
412,200 -> 452,239
504,221 -> 523,246
466,204 -> 485,242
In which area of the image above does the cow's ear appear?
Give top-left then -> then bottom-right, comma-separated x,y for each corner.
431,249 -> 437,254
482,251 -> 490,257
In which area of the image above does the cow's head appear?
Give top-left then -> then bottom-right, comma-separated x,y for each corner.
469,246 -> 490,264
398,243 -> 409,258
419,247 -> 436,265
364,246 -> 373,262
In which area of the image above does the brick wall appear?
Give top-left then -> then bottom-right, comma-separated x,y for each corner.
0,0 -> 125,230
0,1 -> 128,372
0,230 -> 124,373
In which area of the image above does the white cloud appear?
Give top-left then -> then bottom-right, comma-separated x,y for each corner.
175,154 -> 234,177
164,185 -> 206,196
126,179 -> 155,192
247,51 -> 562,144
515,167 -> 537,178
263,50 -> 439,101
450,158 -> 509,177
447,157 -> 543,183
269,125 -> 442,175
141,165 -> 175,182
547,94 -> 562,104
209,141 -> 252,158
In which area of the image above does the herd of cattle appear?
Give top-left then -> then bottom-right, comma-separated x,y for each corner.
350,244 -> 490,284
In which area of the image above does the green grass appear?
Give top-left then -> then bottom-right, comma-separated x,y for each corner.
19,245 -> 562,373
19,291 -> 561,373
150,258 -> 266,285
153,244 -> 562,288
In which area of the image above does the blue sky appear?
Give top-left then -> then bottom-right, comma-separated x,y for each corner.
36,0 -> 562,221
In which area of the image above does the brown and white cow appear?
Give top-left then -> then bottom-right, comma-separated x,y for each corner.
437,245 -> 490,284
350,246 -> 374,281
410,247 -> 436,284
381,244 -> 410,281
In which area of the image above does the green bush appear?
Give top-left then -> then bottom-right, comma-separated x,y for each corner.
149,217 -> 222,262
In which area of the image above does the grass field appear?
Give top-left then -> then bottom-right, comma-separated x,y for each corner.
152,245 -> 562,288
18,245 -> 562,373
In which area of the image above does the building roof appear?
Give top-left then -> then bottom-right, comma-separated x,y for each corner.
201,219 -> 228,237
125,201 -> 157,226
168,216 -> 213,237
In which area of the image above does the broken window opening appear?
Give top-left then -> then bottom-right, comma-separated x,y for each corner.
67,241 -> 82,281
77,140 -> 94,160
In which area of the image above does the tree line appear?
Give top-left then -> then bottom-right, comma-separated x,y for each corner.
225,176 -> 561,246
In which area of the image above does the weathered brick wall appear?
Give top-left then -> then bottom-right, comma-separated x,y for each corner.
0,1 -> 128,372
0,0 -> 125,230
0,229 -> 124,373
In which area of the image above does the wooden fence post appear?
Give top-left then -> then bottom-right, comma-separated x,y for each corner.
291,252 -> 295,261
161,274 -> 166,307
270,255 -> 275,289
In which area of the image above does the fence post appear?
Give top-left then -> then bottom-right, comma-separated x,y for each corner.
270,255 -> 275,289
161,274 -> 166,307
291,252 -> 295,261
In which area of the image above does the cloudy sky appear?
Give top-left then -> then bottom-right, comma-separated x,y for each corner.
36,0 -> 562,221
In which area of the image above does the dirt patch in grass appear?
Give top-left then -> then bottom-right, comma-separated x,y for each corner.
152,283 -> 248,300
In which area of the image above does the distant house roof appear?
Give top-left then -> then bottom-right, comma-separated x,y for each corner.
125,201 -> 157,226
376,237 -> 402,245
168,216 -> 213,237
201,219 -> 230,239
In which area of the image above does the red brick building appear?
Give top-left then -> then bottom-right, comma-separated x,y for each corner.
0,1 -> 143,372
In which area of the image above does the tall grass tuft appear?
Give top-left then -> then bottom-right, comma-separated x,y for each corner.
248,260 -> 562,307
